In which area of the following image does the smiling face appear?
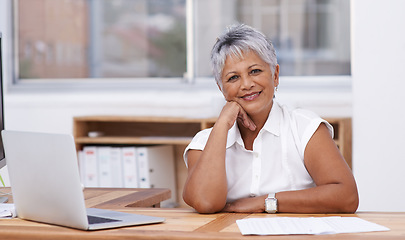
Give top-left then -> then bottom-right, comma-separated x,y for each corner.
219,50 -> 279,119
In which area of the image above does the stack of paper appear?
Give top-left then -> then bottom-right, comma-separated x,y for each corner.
236,216 -> 390,235
0,203 -> 16,218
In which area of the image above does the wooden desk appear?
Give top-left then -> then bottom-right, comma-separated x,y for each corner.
1,188 -> 401,239
0,187 -> 171,208
83,187 -> 170,208
0,208 -> 404,239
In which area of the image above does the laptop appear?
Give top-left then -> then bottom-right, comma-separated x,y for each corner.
1,130 -> 165,230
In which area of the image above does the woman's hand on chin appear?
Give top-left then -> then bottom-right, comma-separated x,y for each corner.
218,101 -> 256,131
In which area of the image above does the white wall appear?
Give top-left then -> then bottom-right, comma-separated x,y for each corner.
352,0 -> 405,211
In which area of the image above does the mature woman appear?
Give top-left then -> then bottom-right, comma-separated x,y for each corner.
183,24 -> 358,214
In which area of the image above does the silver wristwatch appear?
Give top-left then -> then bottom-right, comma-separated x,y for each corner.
265,193 -> 278,213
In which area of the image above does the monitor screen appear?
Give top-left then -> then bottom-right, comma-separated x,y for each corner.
0,32 -> 5,169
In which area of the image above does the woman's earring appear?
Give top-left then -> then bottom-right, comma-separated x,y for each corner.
273,86 -> 278,99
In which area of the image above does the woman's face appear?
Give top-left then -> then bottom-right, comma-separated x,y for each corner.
219,50 -> 279,118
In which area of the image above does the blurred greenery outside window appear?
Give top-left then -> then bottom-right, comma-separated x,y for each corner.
14,0 -> 350,84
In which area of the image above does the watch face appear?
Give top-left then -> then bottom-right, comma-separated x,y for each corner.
265,198 -> 277,213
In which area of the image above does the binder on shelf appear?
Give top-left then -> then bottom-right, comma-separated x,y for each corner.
78,150 -> 86,185
110,147 -> 124,188
83,146 -> 98,187
136,145 -> 177,207
97,147 -> 113,187
122,147 -> 138,188
137,147 -> 150,188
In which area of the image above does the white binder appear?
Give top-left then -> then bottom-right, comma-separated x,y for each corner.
110,147 -> 124,187
136,145 -> 177,207
122,147 -> 139,188
97,147 -> 112,187
83,146 -> 98,187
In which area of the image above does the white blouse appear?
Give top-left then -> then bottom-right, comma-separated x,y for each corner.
184,100 -> 333,202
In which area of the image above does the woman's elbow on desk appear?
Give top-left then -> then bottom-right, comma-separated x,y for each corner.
183,195 -> 225,214
183,189 -> 226,214
339,190 -> 359,213
328,175 -> 360,213
324,183 -> 359,214
192,201 -> 226,214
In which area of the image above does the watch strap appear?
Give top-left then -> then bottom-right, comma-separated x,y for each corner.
267,193 -> 276,199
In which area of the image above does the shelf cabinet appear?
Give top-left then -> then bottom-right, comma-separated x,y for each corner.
73,116 -> 216,207
73,116 -> 351,207
73,116 -> 216,147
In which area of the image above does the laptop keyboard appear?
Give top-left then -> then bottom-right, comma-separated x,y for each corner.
87,215 -> 122,224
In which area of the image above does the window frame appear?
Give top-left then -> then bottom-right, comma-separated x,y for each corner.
7,0 -> 352,94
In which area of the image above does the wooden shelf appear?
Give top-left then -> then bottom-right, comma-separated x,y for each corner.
73,116 -> 216,150
75,136 -> 193,146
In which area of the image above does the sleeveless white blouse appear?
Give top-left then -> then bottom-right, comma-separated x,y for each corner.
184,100 -> 333,202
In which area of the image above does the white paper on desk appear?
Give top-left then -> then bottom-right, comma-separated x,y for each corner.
0,203 -> 17,218
236,217 -> 390,235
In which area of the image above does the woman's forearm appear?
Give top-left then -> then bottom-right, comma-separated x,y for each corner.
276,182 -> 358,213
183,102 -> 257,213
183,120 -> 230,213
223,182 -> 358,213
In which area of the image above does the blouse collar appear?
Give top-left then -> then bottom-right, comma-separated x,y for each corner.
226,100 -> 282,149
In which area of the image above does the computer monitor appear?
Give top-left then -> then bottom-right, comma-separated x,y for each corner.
0,32 -> 5,170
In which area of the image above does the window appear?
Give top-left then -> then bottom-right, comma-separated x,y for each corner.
194,0 -> 351,77
16,0 -> 186,79
13,0 -> 350,84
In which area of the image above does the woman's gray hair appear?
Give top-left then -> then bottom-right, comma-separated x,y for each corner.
210,24 -> 278,87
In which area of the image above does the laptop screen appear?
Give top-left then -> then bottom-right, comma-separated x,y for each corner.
0,32 -> 5,169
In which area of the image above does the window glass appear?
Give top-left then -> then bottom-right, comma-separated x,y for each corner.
16,0 -> 186,79
194,0 -> 351,77
15,0 -> 349,82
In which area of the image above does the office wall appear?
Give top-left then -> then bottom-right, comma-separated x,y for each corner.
352,0 -> 405,211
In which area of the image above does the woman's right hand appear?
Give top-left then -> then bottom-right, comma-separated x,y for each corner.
218,101 -> 256,132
